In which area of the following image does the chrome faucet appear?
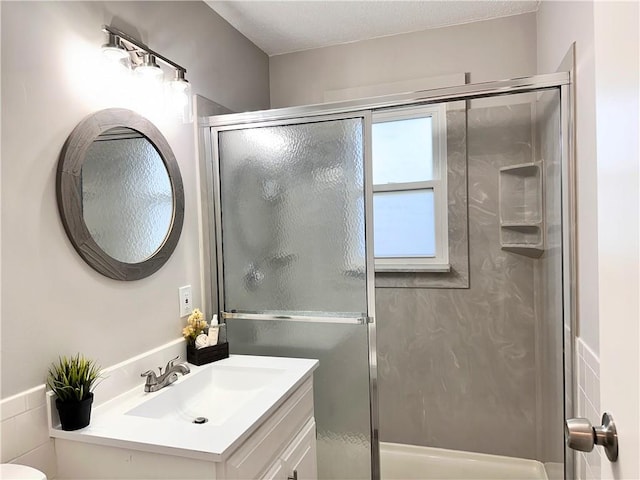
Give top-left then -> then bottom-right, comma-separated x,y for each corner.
140,356 -> 190,392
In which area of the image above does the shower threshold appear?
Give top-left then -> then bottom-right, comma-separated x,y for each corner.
380,442 -> 550,480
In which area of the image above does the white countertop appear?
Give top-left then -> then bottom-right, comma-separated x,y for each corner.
48,355 -> 318,462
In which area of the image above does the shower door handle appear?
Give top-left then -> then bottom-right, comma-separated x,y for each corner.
223,311 -> 368,324
565,412 -> 618,461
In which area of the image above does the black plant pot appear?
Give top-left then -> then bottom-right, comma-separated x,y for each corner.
56,393 -> 93,431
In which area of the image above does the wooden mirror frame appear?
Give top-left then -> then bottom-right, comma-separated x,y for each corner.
56,108 -> 185,281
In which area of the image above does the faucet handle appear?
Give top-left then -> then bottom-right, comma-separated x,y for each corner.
165,355 -> 181,371
140,370 -> 158,383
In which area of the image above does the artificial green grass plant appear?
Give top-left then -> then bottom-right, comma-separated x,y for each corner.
47,354 -> 102,402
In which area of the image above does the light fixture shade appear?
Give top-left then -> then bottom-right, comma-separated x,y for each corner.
135,53 -> 163,81
101,33 -> 129,61
169,70 -> 193,123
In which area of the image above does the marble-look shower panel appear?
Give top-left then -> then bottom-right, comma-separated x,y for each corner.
377,102 -> 539,460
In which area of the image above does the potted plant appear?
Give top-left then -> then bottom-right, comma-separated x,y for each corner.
182,308 -> 209,347
47,354 -> 102,431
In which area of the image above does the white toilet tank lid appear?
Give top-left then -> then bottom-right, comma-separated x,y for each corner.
0,464 -> 46,480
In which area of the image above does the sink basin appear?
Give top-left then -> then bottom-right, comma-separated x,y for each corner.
48,354 -> 319,462
126,365 -> 286,425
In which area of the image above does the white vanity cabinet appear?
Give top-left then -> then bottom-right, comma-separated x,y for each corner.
239,419 -> 317,480
52,357 -> 318,480
222,377 -> 317,480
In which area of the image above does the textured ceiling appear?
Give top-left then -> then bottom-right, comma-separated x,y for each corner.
206,1 -> 540,56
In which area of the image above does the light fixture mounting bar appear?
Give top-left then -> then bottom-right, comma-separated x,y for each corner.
102,25 -> 187,74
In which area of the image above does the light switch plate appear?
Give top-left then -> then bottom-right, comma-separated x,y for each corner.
178,285 -> 192,317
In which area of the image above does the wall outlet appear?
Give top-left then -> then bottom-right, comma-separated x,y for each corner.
178,285 -> 192,317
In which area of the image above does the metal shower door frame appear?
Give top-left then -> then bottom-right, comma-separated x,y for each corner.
209,111 -> 376,324
209,111 -> 381,479
201,69 -> 575,480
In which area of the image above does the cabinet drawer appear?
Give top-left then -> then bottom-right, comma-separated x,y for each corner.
281,418 -> 317,480
226,378 -> 314,479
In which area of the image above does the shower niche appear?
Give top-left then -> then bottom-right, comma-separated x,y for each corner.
499,162 -> 544,257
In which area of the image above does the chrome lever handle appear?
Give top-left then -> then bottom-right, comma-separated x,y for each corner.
287,470 -> 298,480
565,413 -> 618,461
165,355 -> 181,371
140,370 -> 158,387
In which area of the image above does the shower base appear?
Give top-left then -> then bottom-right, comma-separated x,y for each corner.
380,442 -> 549,480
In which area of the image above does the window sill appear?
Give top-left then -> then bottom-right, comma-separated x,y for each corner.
374,263 -> 451,273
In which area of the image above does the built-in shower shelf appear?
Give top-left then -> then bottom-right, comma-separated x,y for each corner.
499,162 -> 544,257
500,222 -> 542,230
499,163 -> 540,176
501,244 -> 544,258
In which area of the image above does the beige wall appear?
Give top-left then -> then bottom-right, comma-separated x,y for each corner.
0,1 -> 269,398
269,13 -> 537,108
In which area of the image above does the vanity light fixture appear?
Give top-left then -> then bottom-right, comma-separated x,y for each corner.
101,25 -> 193,122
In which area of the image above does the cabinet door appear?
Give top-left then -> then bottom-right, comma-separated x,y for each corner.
281,419 -> 317,480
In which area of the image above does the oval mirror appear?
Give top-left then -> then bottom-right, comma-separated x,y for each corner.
56,109 -> 184,280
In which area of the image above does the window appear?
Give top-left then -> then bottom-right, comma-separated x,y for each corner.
372,105 -> 449,272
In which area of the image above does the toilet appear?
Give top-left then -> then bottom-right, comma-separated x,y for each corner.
0,464 -> 47,480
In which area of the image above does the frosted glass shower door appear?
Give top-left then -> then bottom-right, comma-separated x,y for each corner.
214,115 -> 374,480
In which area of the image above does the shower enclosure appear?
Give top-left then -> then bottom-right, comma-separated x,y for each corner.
198,68 -> 574,480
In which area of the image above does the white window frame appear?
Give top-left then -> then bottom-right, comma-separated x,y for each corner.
372,104 -> 449,272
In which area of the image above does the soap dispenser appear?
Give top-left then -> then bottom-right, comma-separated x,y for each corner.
207,314 -> 220,346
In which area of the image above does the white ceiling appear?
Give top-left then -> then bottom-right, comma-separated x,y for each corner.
206,1 -> 540,56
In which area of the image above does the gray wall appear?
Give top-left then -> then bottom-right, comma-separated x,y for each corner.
269,13 -> 537,108
0,1 -> 269,397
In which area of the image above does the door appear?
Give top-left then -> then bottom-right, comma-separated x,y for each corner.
201,72 -> 578,480
594,1 -> 640,478
212,113 -> 377,480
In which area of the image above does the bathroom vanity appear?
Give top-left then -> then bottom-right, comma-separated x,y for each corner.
48,355 -> 319,480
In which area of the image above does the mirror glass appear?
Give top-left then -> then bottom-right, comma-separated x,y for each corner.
81,127 -> 173,264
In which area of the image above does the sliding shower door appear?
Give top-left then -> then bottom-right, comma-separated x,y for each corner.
213,114 -> 376,480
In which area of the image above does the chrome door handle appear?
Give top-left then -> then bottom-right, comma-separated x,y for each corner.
565,412 -> 618,461
287,470 -> 298,480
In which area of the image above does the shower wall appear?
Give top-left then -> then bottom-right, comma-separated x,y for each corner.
376,99 -> 547,460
